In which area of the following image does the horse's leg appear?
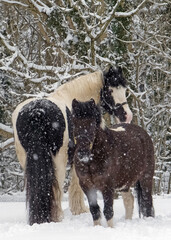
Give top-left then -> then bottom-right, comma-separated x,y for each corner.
53,142 -> 69,221
135,178 -> 154,218
85,188 -> 101,226
102,188 -> 114,227
121,190 -> 134,219
68,166 -> 89,215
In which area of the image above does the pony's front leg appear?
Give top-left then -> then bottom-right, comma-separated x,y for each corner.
68,166 -> 89,215
102,189 -> 114,228
85,188 -> 101,226
121,190 -> 134,219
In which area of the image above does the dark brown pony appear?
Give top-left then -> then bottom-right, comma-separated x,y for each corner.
71,99 -> 155,227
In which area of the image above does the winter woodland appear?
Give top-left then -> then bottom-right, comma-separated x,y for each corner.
0,0 -> 170,195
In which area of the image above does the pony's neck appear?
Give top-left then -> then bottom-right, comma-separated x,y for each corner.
49,71 -> 103,110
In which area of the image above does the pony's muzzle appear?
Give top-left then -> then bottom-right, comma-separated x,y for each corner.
77,152 -> 91,163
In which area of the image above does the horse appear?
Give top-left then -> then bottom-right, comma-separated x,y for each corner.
72,98 -> 155,228
12,67 -> 133,225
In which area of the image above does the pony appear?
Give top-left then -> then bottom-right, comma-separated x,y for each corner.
12,67 -> 133,225
72,99 -> 155,227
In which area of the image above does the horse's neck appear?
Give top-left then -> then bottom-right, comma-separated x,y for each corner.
96,126 -> 111,144
49,71 -> 103,110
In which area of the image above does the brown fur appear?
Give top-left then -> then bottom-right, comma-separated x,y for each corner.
72,99 -> 155,227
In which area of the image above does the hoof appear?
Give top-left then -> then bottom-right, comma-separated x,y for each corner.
94,219 -> 101,226
107,218 -> 114,228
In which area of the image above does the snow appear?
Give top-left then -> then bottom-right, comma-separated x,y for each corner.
0,192 -> 171,240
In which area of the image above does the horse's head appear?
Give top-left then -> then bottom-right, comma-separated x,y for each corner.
101,66 -> 133,123
72,98 -> 100,163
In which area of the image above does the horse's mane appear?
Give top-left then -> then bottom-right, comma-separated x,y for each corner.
72,99 -> 102,125
50,71 -> 103,106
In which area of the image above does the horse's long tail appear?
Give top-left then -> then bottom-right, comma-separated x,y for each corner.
135,180 -> 142,218
135,179 -> 154,218
16,99 -> 65,225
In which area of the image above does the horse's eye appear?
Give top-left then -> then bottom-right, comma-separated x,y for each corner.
109,89 -> 113,94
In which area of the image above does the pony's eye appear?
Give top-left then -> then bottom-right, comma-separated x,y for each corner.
109,89 -> 113,94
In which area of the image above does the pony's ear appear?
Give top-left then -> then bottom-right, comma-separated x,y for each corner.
90,98 -> 95,106
72,98 -> 79,109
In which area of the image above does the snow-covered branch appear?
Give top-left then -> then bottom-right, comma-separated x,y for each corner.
28,0 -> 54,15
0,123 -> 14,139
0,123 -> 13,134
95,0 -> 123,40
0,138 -> 14,150
115,0 -> 149,18
1,0 -> 28,7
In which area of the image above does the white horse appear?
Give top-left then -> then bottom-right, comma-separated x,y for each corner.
12,67 -> 132,225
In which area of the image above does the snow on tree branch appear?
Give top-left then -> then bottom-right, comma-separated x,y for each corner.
115,0 -> 149,18
0,123 -> 13,134
0,123 -> 13,139
1,0 -> 28,7
0,138 -> 14,150
28,0 -> 54,15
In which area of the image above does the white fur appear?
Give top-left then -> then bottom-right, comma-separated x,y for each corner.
121,190 -> 134,219
110,86 -> 133,123
100,118 -> 106,130
111,126 -> 125,132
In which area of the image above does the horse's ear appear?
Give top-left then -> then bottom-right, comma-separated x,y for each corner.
90,98 -> 95,106
72,98 -> 79,109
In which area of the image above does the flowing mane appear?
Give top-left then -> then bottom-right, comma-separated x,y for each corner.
49,71 -> 103,109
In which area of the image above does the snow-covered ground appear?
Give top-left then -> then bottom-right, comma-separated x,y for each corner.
0,192 -> 171,240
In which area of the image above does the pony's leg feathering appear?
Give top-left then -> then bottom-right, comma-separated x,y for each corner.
68,167 -> 89,215
121,190 -> 134,220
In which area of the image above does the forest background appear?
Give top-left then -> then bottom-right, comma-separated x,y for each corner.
0,0 -> 170,195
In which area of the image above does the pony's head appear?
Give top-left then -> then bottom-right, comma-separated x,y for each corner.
101,66 -> 132,123
72,98 -> 100,163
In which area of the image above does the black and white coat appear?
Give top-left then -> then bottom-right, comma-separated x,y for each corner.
12,67 -> 132,225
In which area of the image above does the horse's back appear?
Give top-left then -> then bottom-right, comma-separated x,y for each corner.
110,123 -> 155,173
112,123 -> 153,146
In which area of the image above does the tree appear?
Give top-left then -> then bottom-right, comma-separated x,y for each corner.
0,0 -> 170,194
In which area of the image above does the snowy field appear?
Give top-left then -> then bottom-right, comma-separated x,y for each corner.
0,192 -> 171,240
